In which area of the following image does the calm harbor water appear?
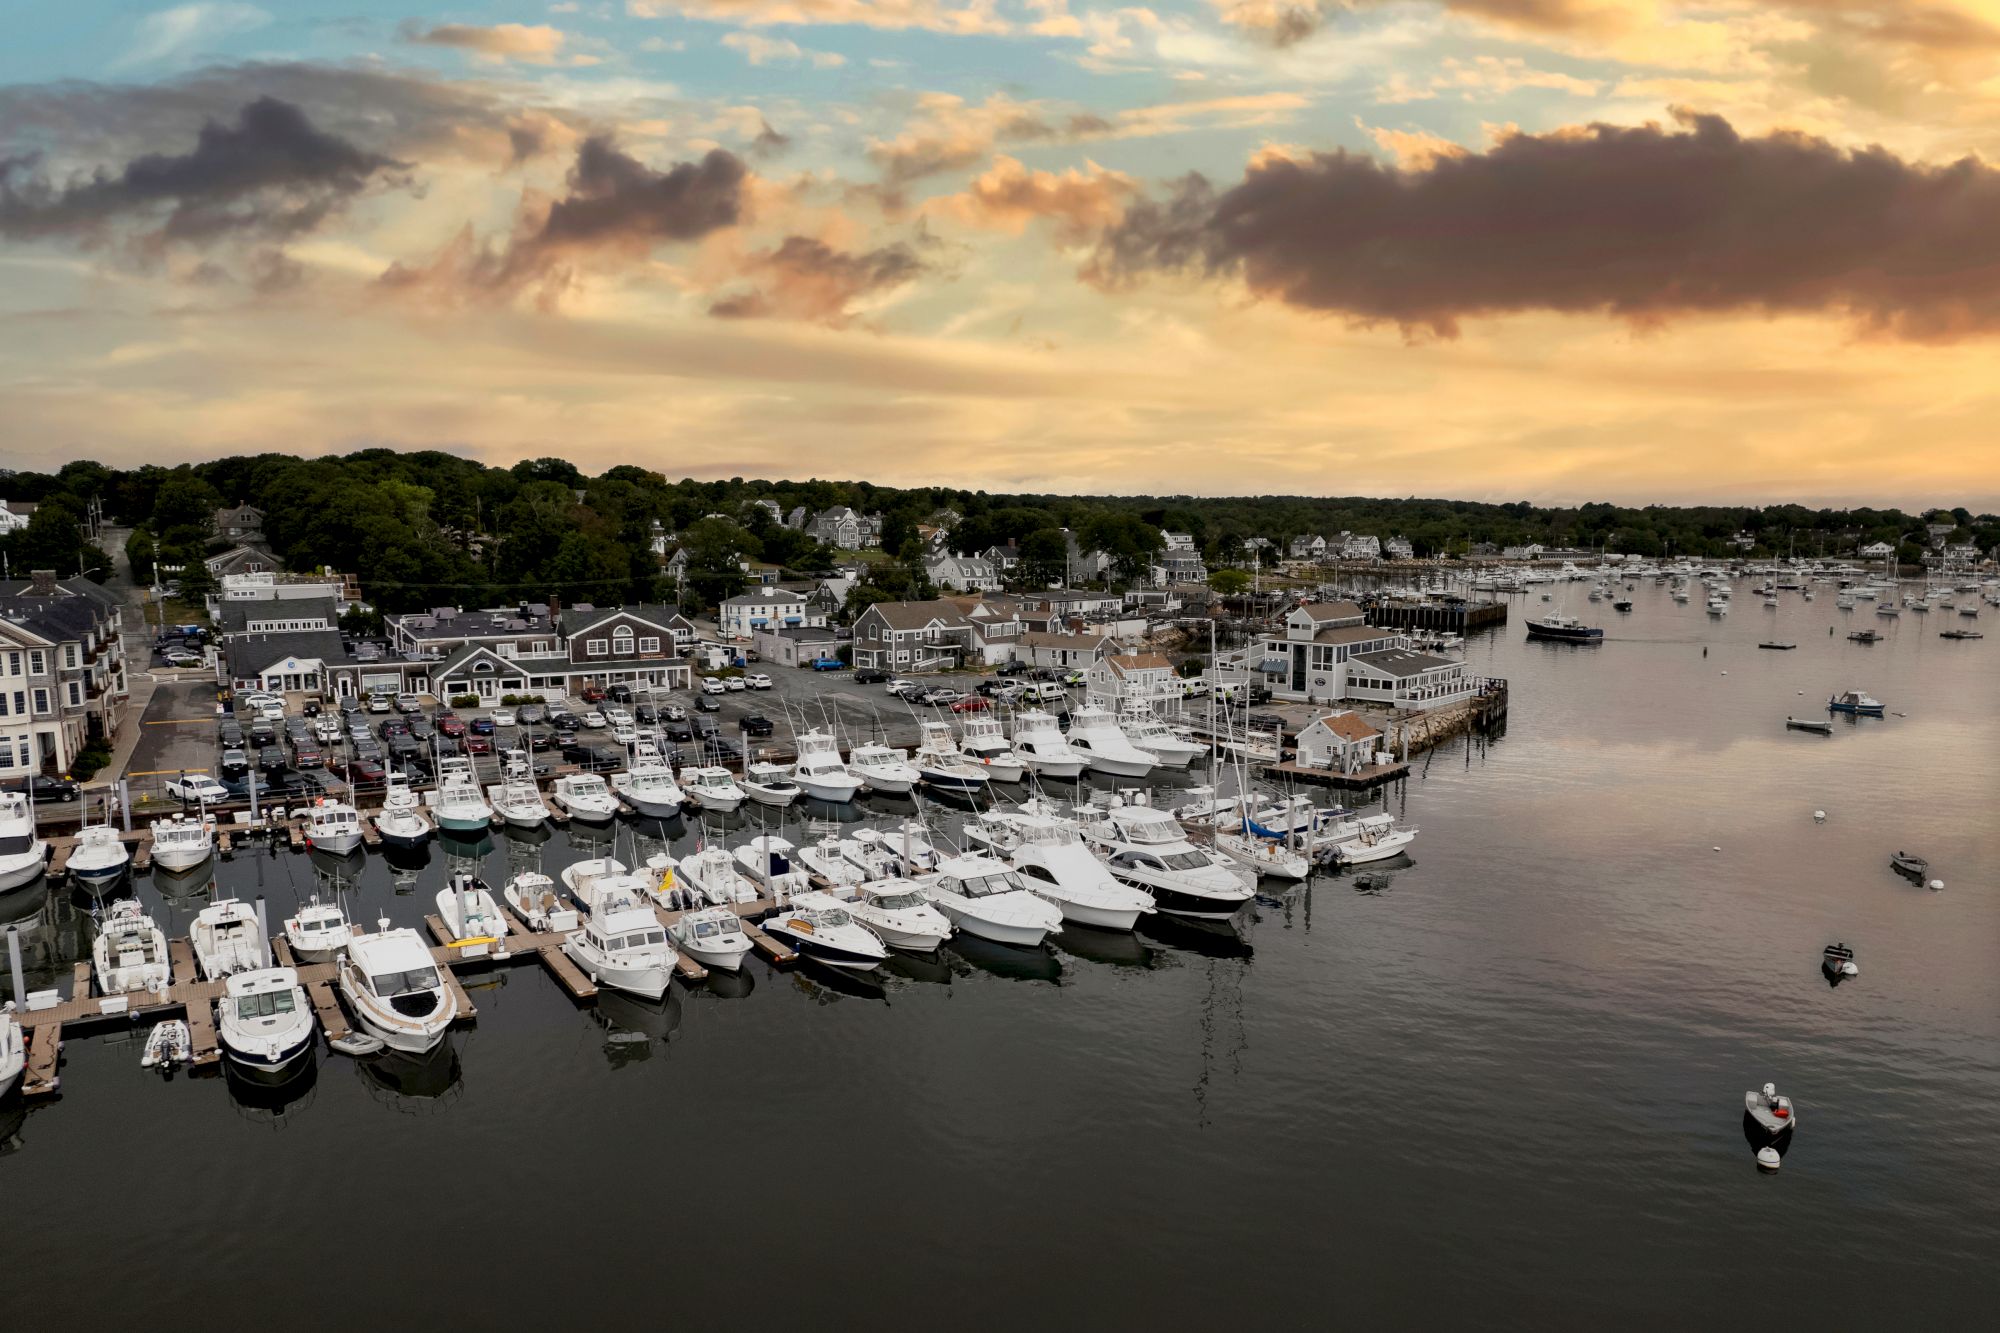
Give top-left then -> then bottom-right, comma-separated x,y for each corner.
5,580 -> 1997,1328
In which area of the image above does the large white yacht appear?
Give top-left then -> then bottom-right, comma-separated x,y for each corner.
759,891 -> 888,970
792,730 -> 864,803
679,765 -> 746,813
845,880 -> 953,951
217,967 -> 315,1081
191,899 -> 269,980
304,798 -> 363,856
917,853 -> 1065,947
373,776 -> 431,846
965,806 -> 1155,931
1080,799 -> 1255,919
1009,710 -> 1088,780
550,773 -> 618,822
148,810 -> 215,873
1063,705 -> 1158,778
913,721 -> 990,792
338,924 -> 457,1053
956,716 -> 1026,783
0,790 -> 48,890
93,899 -> 171,995
562,885 -> 675,998
1118,709 -> 1205,769
845,742 -> 919,795
431,757 -> 493,833
610,737 -> 686,817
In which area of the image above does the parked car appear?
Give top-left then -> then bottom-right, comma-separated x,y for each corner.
551,712 -> 581,732
611,723 -> 638,746
582,710 -> 607,729
218,722 -> 244,748
524,730 -> 557,752
885,678 -> 918,696
664,719 -> 695,742
367,693 -> 393,713
292,744 -> 324,770
633,704 -> 658,725
579,685 -> 607,704
700,677 -> 727,696
705,737 -> 743,763
464,735 -> 493,755
723,677 -> 746,692
248,721 -> 277,748
469,716 -> 496,736
607,684 -> 634,704
257,746 -> 288,776
344,758 -> 387,786
692,715 -> 720,740
1059,670 -> 1086,687
852,668 -> 890,684
810,658 -> 843,672
693,694 -> 721,713
2,775 -> 80,803
950,696 -> 991,713
338,696 -> 364,717
995,659 -> 1026,677
560,741 -> 621,771
162,648 -> 203,667
491,708 -> 516,728
407,717 -> 434,741
919,688 -> 962,706
739,714 -> 774,737
218,749 -> 250,779
516,703 -> 547,726
395,693 -> 423,714
435,713 -> 466,738
661,704 -> 688,722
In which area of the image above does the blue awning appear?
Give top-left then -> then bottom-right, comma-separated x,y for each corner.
783,616 -> 802,625
1258,657 -> 1288,673
749,617 -> 769,626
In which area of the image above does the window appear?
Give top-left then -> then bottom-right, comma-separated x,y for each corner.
497,643 -> 517,658
28,651 -> 43,676
64,645 -> 78,669
638,636 -> 660,654
4,652 -> 16,676
586,639 -> 607,657
613,630 -> 634,650
66,682 -> 80,707
31,689 -> 48,715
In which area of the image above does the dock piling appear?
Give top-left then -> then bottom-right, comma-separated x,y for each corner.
6,927 -> 22,1005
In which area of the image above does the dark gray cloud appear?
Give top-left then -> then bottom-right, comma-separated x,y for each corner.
1085,111 -> 2000,340
0,95 -> 406,246
710,236 -> 930,326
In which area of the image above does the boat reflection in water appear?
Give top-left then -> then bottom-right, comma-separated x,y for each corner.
226,1050 -> 321,1124
882,949 -> 955,986
1138,911 -> 1253,960
436,829 -> 493,867
0,876 -> 49,927
591,988 -> 685,1068
501,820 -> 552,850
795,796 -> 869,826
380,839 -> 433,880
701,966 -> 756,1000
1053,926 -> 1159,970
307,845 -> 365,885
618,814 -> 682,846
150,862 -> 215,903
946,932 -> 1063,984
789,963 -> 888,1004
354,1038 -> 464,1110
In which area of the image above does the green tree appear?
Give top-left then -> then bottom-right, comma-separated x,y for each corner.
1209,568 -> 1251,596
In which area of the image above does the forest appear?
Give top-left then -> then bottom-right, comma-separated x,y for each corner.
1,453 -> 1990,615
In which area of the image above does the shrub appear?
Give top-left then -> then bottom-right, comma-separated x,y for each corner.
69,743 -> 113,781
450,694 -> 479,709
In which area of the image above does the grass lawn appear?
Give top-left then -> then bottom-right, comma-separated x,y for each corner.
144,594 -> 213,628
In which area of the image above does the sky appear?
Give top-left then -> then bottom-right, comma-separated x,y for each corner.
3,2 -> 2000,510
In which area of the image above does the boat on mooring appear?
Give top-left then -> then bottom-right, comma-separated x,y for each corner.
1821,943 -> 1858,979
1785,717 -> 1834,735
1889,850 -> 1930,882
1523,614 -> 1603,642
1828,690 -> 1885,715
757,891 -> 889,970
1745,1082 -> 1797,1136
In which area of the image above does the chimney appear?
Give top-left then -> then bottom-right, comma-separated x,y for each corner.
547,594 -> 561,620
28,569 -> 57,596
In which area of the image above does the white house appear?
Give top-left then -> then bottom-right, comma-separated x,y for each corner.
1085,652 -> 1184,717
1383,536 -> 1414,560
1857,540 -> 1896,560
1295,711 -> 1385,775
926,553 -> 1001,592
1343,647 -> 1474,712
850,600 -> 979,671
1288,534 -> 1327,560
1340,534 -> 1381,560
718,588 -> 825,640
1502,543 -> 1545,561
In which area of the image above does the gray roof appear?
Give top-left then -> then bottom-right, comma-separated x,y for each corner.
0,595 -> 102,644
559,602 -> 688,635
858,600 -> 975,631
1349,648 -> 1459,678
0,576 -> 121,613
223,630 -> 351,678
216,596 -> 338,634
393,607 -> 558,641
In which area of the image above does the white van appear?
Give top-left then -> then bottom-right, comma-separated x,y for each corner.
1020,682 -> 1066,702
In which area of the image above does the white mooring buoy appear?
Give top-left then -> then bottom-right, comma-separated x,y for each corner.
1712,846 -> 1722,852
1813,810 -> 1827,823
1757,1146 -> 1782,1172
1929,879 -> 1944,891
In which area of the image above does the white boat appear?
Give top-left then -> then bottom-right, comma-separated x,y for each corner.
609,738 -> 685,817
1009,710 -> 1088,780
561,857 -> 644,915
562,886 -> 675,998
1118,710 -> 1205,770
0,790 -> 47,891
149,811 -> 215,872
1322,812 -> 1420,865
668,905 -> 754,972
304,798 -> 363,856
918,853 -> 1065,947
435,873 -> 508,957
955,716 -> 1026,783
338,924 -> 457,1054
373,776 -> 431,846
1081,800 -> 1256,919
965,806 -> 1154,931
846,742 -> 920,795
93,899 -> 171,995
191,898 -> 269,980
550,773 -> 618,822
1707,597 -> 1728,615
1215,828 -> 1311,881
504,871 -> 579,932
742,761 -> 802,807
680,765 -> 746,813
658,846 -> 761,906
734,835 -> 812,897
846,879 -> 953,951
0,1003 -> 22,1099
217,966 -> 315,1081
839,825 -> 942,878
1063,705 -> 1159,778
913,721 -> 990,792
141,1020 -> 192,1070
797,835 -> 866,894
485,777 -> 551,829
1745,1082 -> 1797,1135
67,821 -> 131,891
792,730 -> 864,803
431,757 -> 493,833
283,895 -> 353,963
758,891 -> 887,970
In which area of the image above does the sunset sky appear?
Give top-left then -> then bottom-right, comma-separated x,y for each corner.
4,2 -> 2000,508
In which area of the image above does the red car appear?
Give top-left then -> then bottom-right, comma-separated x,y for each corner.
950,696 -> 991,713
464,735 -> 493,755
579,685 -> 607,704
435,713 -> 466,738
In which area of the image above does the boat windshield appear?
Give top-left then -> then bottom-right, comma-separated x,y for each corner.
235,989 -> 298,1019
873,891 -> 923,910
955,872 -> 1019,898
692,917 -> 734,940
809,909 -> 852,928
1157,849 -> 1213,871
371,967 -> 440,997
1020,823 -> 1079,846
613,929 -> 667,949
0,832 -> 36,855
1118,815 -> 1178,845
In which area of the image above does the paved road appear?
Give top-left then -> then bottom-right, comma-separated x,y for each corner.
125,678 -> 222,782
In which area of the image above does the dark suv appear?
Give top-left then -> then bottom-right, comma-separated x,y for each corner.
1,775 -> 79,803
853,668 -> 890,684
739,714 -> 774,737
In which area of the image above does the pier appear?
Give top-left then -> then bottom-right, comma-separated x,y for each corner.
1368,599 -> 1509,633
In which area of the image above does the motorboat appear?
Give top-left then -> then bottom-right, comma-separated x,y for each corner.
964,806 -> 1154,931
660,846 -> 762,906
1707,598 -> 1728,615
1118,711 -> 1205,770
338,924 -> 457,1054
840,825 -> 942,878
846,742 -> 920,794
757,891 -> 888,970
149,811 -> 215,873
191,898 -> 269,980
733,835 -> 812,898
283,895 -> 352,963
1785,717 -> 1834,735
610,738 -> 686,817
1847,629 -> 1881,643
1822,943 -> 1858,978
1889,850 -> 1930,882
913,721 -> 990,792
917,853 -> 1064,947
1080,799 -> 1255,919
504,871 -> 580,932
1744,1082 -> 1797,1136
217,967 -> 315,1081
486,751 -> 551,828
141,1021 -> 192,1070
742,762 -> 802,807
0,1004 -> 22,1099
1524,614 -> 1604,642
373,776 -> 431,846
1063,705 -> 1158,778
304,798 -> 363,856
431,757 -> 493,833
845,879 -> 953,951
550,773 -> 618,822
1828,690 -> 1885,715
797,835 -> 866,895
1758,641 -> 1796,650
561,857 -> 647,915
435,872 -> 508,958
667,906 -> 754,972
1321,812 -> 1419,865
680,765 -> 746,814
562,886 -> 675,998
93,898 -> 170,995
66,820 -> 131,892
791,730 -> 864,803
1612,598 -> 1633,612
0,790 -> 48,891
955,716 -> 1027,783
1009,709 -> 1088,780
1940,628 -> 1984,639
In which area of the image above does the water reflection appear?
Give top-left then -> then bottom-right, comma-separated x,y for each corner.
701,967 -> 756,1000
354,1039 -> 464,1110
1054,925 -> 1158,970
789,963 -> 888,1003
592,988 -> 684,1068
0,877 -> 50,928
1138,911 -> 1253,959
149,862 -> 215,904
501,821 -> 552,849
381,840 -> 433,880
946,933 -> 1063,983
226,1051 -> 321,1125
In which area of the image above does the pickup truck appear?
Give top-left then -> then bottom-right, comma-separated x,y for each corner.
164,775 -> 230,804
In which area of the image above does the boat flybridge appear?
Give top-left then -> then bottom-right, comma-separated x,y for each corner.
964,805 -> 1155,931
1009,709 -> 1087,780
486,754 -> 551,829
1079,797 -> 1255,919
792,730 -> 864,803
956,716 -> 1027,783
373,776 -> 431,846
432,757 -> 493,833
611,737 -> 684,817
1063,704 -> 1158,778
338,922 -> 458,1054
192,899 -> 270,980
846,742 -> 919,795
913,721 -> 990,791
